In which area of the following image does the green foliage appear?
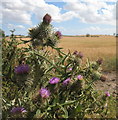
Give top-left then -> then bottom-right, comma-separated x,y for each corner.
28,23 -> 59,48
86,34 -> 90,37
2,14 -> 116,119
0,28 -> 5,37
102,56 -> 116,71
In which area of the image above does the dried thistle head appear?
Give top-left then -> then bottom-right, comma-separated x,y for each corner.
43,14 -> 52,24
96,58 -> 103,65
73,51 -> 83,59
55,31 -> 62,39
100,75 -> 107,82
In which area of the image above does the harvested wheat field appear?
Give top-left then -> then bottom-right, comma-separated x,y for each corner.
14,35 -> 116,71
58,35 -> 116,71
58,35 -> 116,59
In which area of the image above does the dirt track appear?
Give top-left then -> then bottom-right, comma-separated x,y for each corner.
94,71 -> 117,96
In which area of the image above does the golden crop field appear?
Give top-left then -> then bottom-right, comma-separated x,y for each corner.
58,36 -> 116,59
14,35 -> 116,71
57,35 -> 116,71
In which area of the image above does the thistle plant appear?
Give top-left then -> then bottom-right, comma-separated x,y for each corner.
2,14 -> 116,119
28,14 -> 61,48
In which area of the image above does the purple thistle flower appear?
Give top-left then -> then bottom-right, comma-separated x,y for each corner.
62,78 -> 71,86
49,77 -> 60,84
68,68 -> 72,71
73,51 -> 79,55
39,88 -> 50,98
96,58 -> 103,65
77,75 -> 83,80
11,107 -> 27,114
55,31 -> 62,39
43,14 -> 52,24
73,51 -> 83,59
105,91 -> 110,97
14,64 -> 30,74
78,51 -> 83,59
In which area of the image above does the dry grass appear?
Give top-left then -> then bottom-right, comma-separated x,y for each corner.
58,36 -> 116,59
57,36 -> 116,71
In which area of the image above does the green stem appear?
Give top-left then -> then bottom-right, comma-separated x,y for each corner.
53,47 -> 66,56
35,53 -> 62,74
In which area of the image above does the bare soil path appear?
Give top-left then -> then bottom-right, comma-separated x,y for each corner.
94,71 -> 117,96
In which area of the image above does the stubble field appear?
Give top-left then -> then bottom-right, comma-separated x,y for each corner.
58,35 -> 116,71
15,35 -> 116,71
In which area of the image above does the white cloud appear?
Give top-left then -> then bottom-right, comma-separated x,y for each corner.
54,26 -> 66,33
59,11 -> 77,21
8,24 -> 25,29
28,1 -> 77,22
3,0 -> 117,1
62,0 -> 117,2
59,26 -> 116,35
1,0 -> 77,25
1,0 -> 117,25
1,0 -> 117,35
2,9 -> 32,25
2,0 -> 32,25
64,0 -> 116,25
79,26 -> 116,35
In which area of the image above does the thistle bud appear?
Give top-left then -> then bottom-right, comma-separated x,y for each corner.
19,58 -> 26,65
11,107 -> 27,114
43,14 -> 52,24
78,51 -> 83,59
28,27 -> 34,32
14,64 -> 30,75
100,75 -> 107,82
73,51 -> 83,59
70,79 -> 84,92
55,31 -> 62,39
39,88 -> 50,98
73,51 -> 78,55
105,91 -> 110,97
96,58 -> 103,65
62,78 -> 71,86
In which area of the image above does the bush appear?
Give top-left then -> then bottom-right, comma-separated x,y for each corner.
86,34 -> 90,37
0,29 -> 5,37
2,14 -> 116,119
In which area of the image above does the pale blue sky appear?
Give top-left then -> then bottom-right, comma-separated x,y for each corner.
1,0 -> 117,35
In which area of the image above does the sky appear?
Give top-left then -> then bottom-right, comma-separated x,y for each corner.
1,0 -> 117,35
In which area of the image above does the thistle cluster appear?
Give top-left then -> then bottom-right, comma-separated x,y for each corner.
38,74 -> 84,99
2,14 -> 114,119
28,13 -> 62,48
